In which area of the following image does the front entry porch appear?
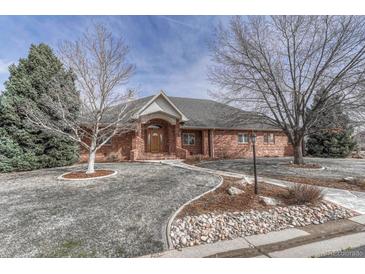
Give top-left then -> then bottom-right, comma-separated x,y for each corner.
129,116 -> 211,161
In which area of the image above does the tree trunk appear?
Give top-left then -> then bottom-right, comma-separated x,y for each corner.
86,149 -> 96,174
293,140 -> 304,165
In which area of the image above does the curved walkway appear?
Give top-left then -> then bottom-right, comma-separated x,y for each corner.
0,162 -> 220,257
163,160 -> 365,214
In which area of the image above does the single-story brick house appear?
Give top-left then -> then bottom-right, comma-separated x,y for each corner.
80,91 -> 293,162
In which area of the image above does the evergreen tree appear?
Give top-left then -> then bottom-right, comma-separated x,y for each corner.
306,90 -> 357,158
0,44 -> 80,172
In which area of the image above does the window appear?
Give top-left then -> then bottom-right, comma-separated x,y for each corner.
264,133 -> 275,144
182,133 -> 195,145
238,133 -> 249,144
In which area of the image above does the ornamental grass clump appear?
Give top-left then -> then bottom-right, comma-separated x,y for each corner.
287,184 -> 324,205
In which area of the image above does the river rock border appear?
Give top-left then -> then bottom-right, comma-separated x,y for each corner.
166,174 -> 224,249
170,202 -> 356,249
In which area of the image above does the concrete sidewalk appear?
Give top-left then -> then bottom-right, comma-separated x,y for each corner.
248,176 -> 365,214
160,160 -> 248,179
143,215 -> 365,258
162,160 -> 365,214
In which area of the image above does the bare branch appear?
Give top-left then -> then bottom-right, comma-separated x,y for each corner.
24,23 -> 136,173
210,15 -> 365,163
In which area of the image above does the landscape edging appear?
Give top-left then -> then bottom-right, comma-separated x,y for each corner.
57,170 -> 118,181
165,174 -> 224,249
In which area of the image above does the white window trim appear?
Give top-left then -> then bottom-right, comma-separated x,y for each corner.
238,133 -> 249,144
182,133 -> 195,145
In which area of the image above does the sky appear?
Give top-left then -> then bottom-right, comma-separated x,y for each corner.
0,16 -> 230,99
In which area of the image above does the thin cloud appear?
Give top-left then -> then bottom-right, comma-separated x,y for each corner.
0,59 -> 13,74
158,16 -> 203,31
0,16 -> 231,98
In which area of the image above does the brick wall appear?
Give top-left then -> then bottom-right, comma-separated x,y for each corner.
80,126 -> 293,162
80,131 -> 134,162
213,130 -> 293,158
181,130 -> 202,155
202,130 -> 209,157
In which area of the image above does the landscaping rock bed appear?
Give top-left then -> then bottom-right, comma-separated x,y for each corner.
170,202 -> 356,249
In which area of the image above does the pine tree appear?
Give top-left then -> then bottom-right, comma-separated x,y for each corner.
0,44 -> 80,172
306,90 -> 357,158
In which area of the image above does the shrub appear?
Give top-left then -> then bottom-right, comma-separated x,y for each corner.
0,44 -> 80,172
287,184 -> 323,205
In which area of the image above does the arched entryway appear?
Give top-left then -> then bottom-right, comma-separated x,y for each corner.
142,118 -> 175,154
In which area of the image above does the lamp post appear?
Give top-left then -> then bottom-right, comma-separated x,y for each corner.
251,133 -> 258,195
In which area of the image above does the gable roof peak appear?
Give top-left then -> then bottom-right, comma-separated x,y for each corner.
135,90 -> 188,122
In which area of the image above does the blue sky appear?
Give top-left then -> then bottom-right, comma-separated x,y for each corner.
0,16 -> 230,99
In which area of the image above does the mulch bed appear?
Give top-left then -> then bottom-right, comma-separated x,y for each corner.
62,169 -> 115,179
177,177 -> 293,218
272,175 -> 365,192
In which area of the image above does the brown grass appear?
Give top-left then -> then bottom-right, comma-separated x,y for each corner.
177,177 -> 292,218
286,184 -> 324,205
62,169 -> 114,179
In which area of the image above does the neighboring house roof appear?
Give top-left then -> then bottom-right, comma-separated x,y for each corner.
95,91 -> 280,131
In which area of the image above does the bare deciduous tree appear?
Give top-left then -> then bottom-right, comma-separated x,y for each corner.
25,23 -> 136,173
210,16 -> 365,164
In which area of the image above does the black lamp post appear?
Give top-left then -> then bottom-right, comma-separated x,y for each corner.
251,133 -> 258,195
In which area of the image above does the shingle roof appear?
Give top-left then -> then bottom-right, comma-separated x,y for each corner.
95,95 -> 280,131
169,97 -> 279,131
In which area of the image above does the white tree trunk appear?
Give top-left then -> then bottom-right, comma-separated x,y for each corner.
86,150 -> 96,174
87,138 -> 97,174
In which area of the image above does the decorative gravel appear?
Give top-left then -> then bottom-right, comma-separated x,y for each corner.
170,202 -> 356,249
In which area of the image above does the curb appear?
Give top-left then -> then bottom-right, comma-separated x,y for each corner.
165,174 -> 224,249
159,161 -> 365,256
142,214 -> 365,258
269,231 -> 365,258
57,170 -> 118,181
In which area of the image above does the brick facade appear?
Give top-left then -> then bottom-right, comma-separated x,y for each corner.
80,131 -> 134,162
181,129 -> 203,156
80,123 -> 293,162
213,130 -> 293,158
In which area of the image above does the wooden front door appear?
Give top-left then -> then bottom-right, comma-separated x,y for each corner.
150,129 -> 161,153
